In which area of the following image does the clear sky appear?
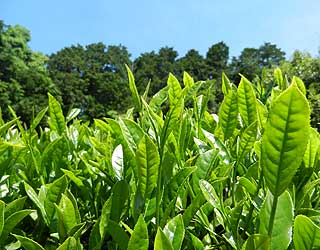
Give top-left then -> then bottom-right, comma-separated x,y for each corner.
2,0 -> 320,59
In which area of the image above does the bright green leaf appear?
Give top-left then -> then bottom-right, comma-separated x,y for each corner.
261,83 -> 310,196
303,128 -> 320,168
163,214 -> 185,250
238,121 -> 257,159
57,237 -> 77,250
243,234 -> 270,250
294,215 -> 320,250
218,89 -> 238,140
221,72 -> 232,96
128,215 -> 149,250
0,200 -> 4,237
44,175 -> 68,222
238,76 -> 257,126
167,73 -> 182,108
58,193 -> 78,234
274,68 -> 284,91
154,227 -> 174,250
24,182 -> 49,225
259,191 -> 293,250
126,64 -> 141,110
48,93 -> 65,135
292,76 -> 306,95
136,135 -> 160,200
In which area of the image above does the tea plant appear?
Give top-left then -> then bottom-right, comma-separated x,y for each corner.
0,67 -> 319,249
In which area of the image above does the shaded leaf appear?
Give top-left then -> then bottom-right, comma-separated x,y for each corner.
13,234 -> 45,250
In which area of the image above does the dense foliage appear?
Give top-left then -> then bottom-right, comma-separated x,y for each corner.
0,20 -> 319,130
0,66 -> 319,249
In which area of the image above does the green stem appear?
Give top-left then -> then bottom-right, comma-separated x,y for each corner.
268,195 -> 278,236
231,161 -> 238,207
242,175 -> 263,238
156,151 -> 163,227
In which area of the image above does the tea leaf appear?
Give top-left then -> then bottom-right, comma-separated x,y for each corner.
259,191 -> 293,250
294,215 -> 320,250
238,76 -> 257,126
154,227 -> 174,250
262,83 -> 310,196
128,215 -> 148,250
218,89 -> 238,140
136,135 -> 160,200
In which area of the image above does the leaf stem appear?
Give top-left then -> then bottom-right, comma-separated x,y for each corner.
156,150 -> 163,227
242,174 -> 263,238
268,194 -> 278,236
231,161 -> 238,207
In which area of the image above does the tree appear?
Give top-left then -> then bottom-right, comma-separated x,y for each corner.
176,49 -> 208,81
230,42 -> 285,83
281,50 -> 320,88
133,47 -> 179,95
230,48 -> 261,82
206,41 -> 229,79
47,43 -> 132,119
0,21 -> 58,123
259,42 -> 285,67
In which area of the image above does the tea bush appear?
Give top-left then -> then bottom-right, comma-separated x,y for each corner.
0,68 -> 319,250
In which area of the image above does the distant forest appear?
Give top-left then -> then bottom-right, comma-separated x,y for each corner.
0,20 -> 319,129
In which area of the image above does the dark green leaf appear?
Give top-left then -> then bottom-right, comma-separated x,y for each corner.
4,197 -> 27,219
110,180 -> 129,223
107,220 -> 129,250
0,209 -> 34,243
12,234 -> 45,250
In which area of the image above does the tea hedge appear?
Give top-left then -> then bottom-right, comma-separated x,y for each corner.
0,68 -> 319,250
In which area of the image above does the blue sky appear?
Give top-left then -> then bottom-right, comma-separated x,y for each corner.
2,0 -> 320,59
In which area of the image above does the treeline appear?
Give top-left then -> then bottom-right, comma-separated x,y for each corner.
0,20 -> 319,129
